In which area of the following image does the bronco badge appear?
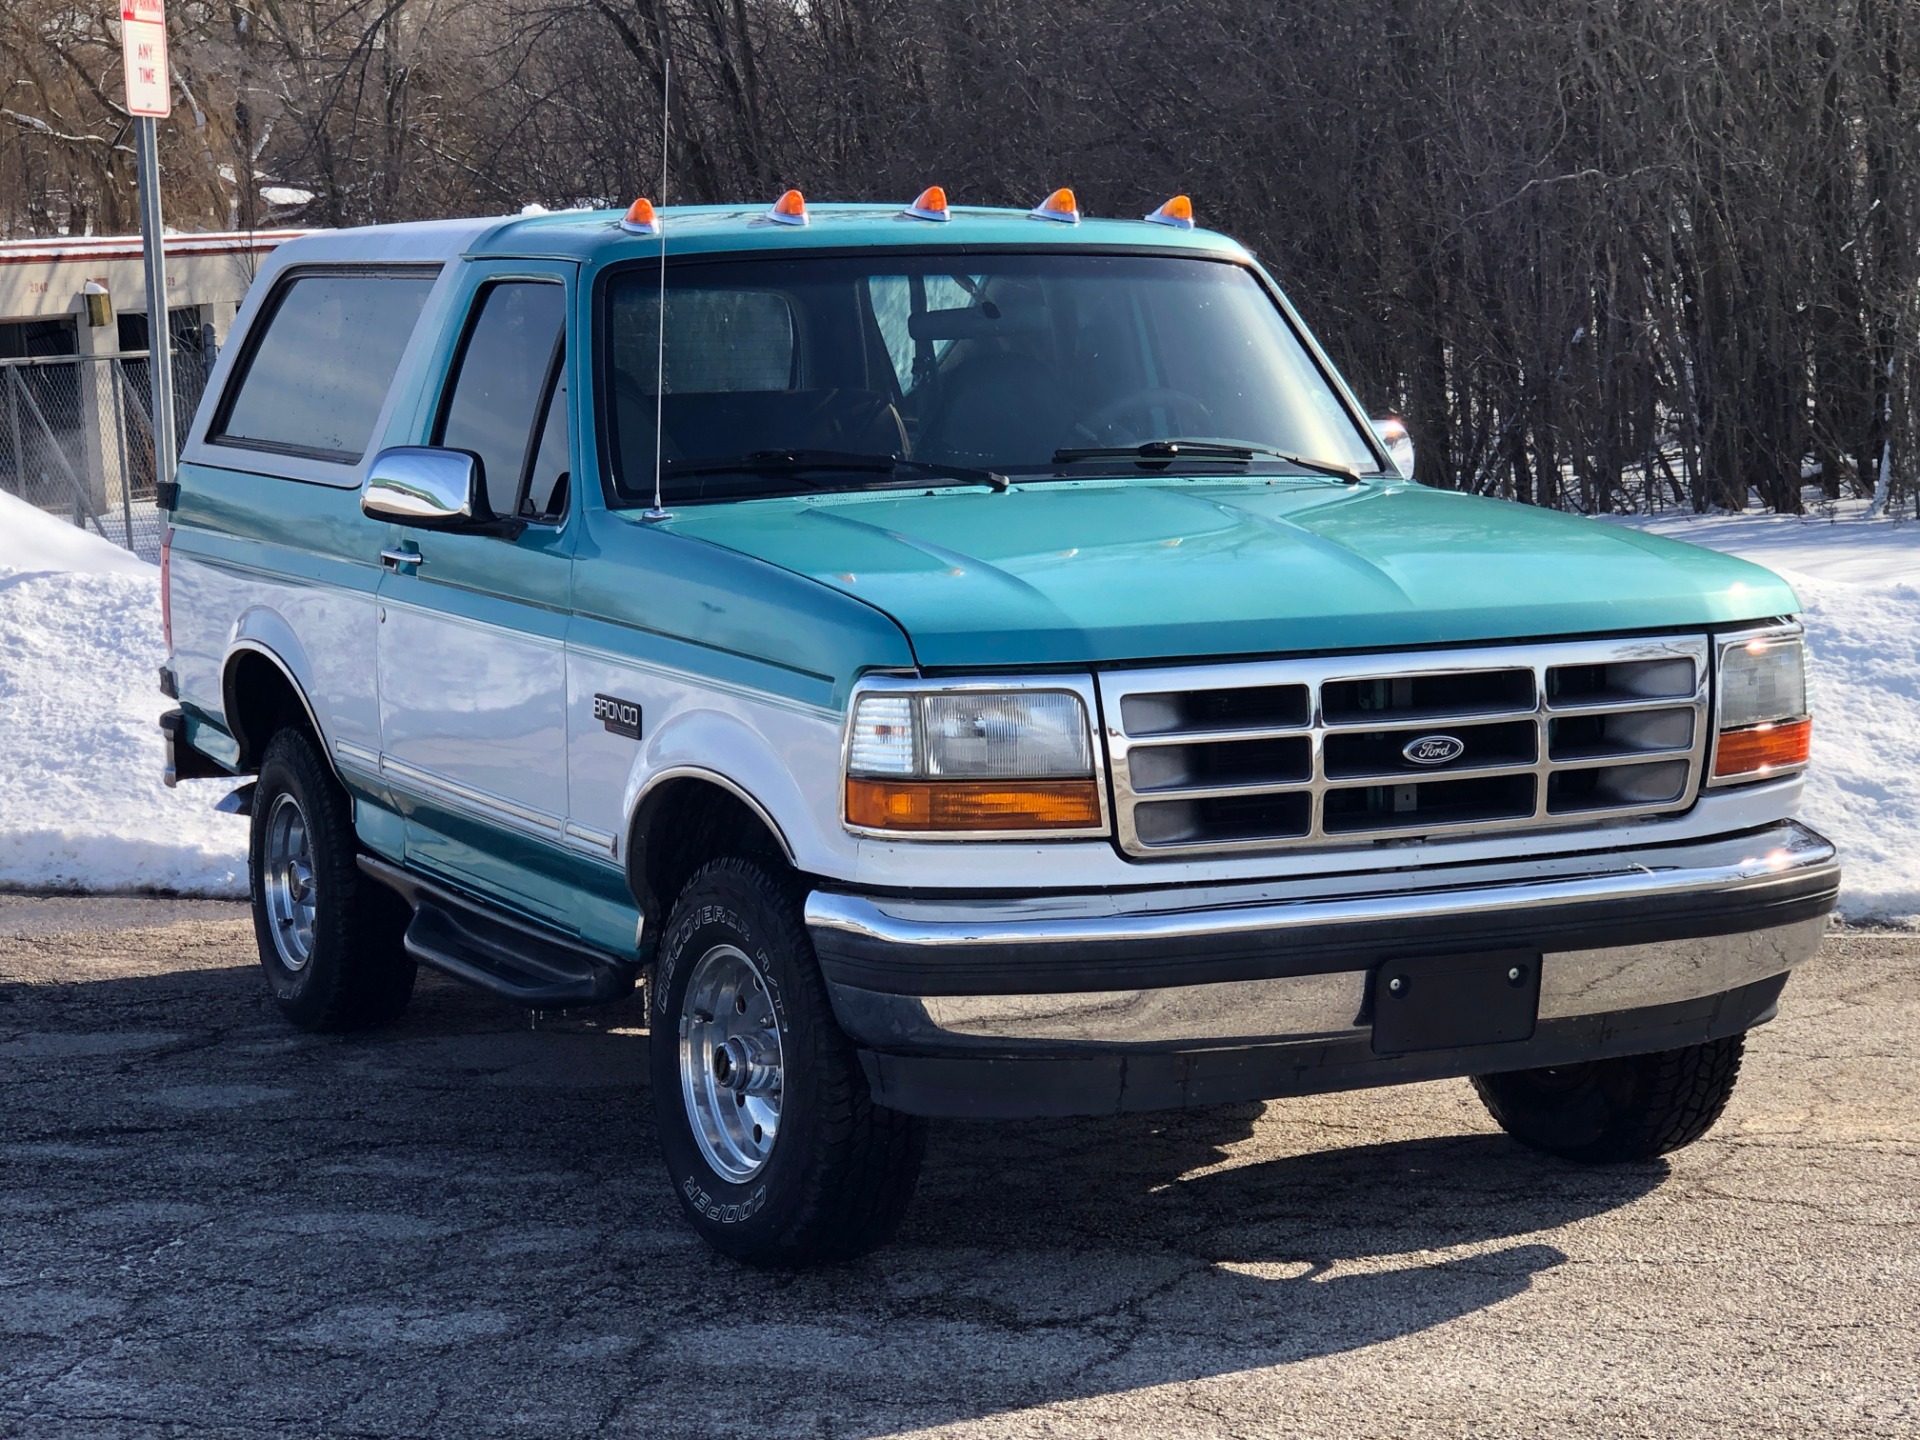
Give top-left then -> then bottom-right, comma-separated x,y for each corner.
592,694 -> 643,739
1403,733 -> 1466,766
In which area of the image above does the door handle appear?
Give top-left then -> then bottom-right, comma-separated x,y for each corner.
380,547 -> 424,571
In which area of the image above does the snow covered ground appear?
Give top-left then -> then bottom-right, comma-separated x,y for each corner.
0,492 -> 245,895
0,489 -> 1912,921
1606,501 -> 1919,924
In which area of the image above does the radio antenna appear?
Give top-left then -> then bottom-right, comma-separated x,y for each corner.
644,58 -> 672,523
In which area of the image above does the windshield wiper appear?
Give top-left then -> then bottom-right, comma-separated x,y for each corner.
1049,439 -> 1363,484
663,449 -> 1009,492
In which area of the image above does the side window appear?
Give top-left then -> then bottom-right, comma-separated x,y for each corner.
436,281 -> 567,520
214,270 -> 436,462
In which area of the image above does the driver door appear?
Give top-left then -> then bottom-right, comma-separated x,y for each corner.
375,263 -> 578,912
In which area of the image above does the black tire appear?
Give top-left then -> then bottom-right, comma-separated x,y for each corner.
249,727 -> 416,1032
1472,1034 -> 1746,1163
650,857 -> 926,1267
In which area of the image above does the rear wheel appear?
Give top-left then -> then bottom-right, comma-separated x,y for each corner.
249,727 -> 415,1031
650,857 -> 925,1266
1472,1035 -> 1746,1163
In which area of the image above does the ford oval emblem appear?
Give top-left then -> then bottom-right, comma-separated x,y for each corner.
1403,734 -> 1466,766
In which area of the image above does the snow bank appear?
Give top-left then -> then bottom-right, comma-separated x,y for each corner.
0,491 -> 245,896
1608,503 -> 1920,925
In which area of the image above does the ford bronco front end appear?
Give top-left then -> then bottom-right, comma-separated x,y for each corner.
160,191 -> 1835,1265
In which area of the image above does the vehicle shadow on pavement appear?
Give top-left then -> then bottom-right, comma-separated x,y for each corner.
784,1109 -> 1657,1424
1,955 -> 1666,1438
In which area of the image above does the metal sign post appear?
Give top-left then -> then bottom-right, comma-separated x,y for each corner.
121,0 -> 175,485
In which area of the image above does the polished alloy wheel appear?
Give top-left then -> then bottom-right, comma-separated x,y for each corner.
263,792 -> 318,971
678,943 -> 785,1182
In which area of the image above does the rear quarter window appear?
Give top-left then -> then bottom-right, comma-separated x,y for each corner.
212,269 -> 437,463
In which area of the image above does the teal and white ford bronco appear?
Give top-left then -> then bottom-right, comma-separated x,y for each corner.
158,189 -> 1838,1265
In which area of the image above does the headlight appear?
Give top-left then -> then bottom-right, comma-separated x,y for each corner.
845,687 -> 1104,834
1720,636 -> 1806,729
1711,633 -> 1811,783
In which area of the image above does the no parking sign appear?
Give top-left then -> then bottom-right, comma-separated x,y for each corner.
120,0 -> 171,118
121,0 -> 178,486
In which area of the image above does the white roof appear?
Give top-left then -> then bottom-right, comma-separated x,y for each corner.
255,217 -> 500,271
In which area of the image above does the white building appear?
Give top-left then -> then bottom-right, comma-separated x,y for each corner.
0,231 -> 306,546
0,229 -> 306,359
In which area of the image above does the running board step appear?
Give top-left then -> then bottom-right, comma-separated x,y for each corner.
357,855 -> 635,1007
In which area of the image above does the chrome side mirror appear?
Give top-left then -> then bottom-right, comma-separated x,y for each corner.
1370,415 -> 1415,479
362,447 -> 522,536
363,447 -> 478,526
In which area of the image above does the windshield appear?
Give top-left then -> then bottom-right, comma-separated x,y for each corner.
603,252 -> 1381,505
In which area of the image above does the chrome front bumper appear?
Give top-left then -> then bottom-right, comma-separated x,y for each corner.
804,822 -> 1839,1116
824,920 -> 1825,1051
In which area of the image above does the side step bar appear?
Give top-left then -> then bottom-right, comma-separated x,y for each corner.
357,855 -> 636,1007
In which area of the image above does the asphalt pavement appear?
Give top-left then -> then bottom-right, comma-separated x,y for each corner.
1,896 -> 1915,1439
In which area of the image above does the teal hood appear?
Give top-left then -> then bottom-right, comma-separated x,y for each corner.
658,479 -> 1801,669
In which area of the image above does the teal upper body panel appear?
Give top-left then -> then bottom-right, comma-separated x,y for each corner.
656,478 -> 1803,670
573,507 -> 916,711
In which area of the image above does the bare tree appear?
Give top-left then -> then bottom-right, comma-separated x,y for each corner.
5,0 -> 1915,516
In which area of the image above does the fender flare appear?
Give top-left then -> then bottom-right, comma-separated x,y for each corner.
220,616 -> 332,772
625,765 -> 795,871
620,706 -> 828,901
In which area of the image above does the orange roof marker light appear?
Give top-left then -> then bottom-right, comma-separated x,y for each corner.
618,196 -> 661,235
904,185 -> 951,222
1029,187 -> 1081,224
766,188 -> 809,227
1146,194 -> 1194,229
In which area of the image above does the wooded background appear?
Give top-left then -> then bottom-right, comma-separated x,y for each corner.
5,0 -> 1915,516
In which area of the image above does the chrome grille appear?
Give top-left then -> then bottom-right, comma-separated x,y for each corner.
1100,636 -> 1710,857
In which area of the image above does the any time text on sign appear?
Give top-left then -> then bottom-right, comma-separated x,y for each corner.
120,0 -> 171,118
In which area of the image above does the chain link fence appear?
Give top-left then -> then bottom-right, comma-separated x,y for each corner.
0,350 -> 211,562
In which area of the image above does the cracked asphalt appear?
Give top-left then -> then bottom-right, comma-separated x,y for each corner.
1,897 -> 1915,1439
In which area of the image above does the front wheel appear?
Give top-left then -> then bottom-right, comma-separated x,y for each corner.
650,858 -> 925,1266
1472,1035 -> 1746,1163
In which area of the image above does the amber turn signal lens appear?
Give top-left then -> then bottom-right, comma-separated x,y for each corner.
846,778 -> 1101,832
1713,717 -> 1811,779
